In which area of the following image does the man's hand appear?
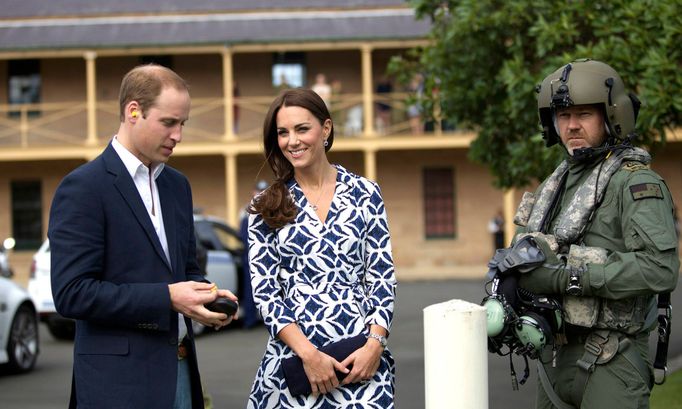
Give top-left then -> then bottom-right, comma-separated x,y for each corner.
168,282 -> 237,329
518,236 -> 568,294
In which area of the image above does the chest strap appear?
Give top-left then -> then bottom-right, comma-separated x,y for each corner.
538,362 -> 576,409
524,147 -> 651,247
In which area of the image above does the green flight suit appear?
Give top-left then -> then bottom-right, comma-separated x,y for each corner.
518,154 -> 679,409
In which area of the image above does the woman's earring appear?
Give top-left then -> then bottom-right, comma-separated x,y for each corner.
324,139 -> 329,147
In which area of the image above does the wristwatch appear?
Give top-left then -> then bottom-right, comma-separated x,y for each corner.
565,267 -> 584,296
368,333 -> 388,349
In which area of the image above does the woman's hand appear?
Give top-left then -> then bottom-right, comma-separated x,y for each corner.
339,339 -> 383,385
301,350 -> 349,396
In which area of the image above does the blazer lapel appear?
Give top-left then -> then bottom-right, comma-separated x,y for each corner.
103,144 -> 172,273
157,174 -> 178,275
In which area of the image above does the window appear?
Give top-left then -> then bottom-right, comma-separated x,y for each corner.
11,181 -> 43,249
272,52 -> 306,89
423,168 -> 456,239
8,59 -> 41,117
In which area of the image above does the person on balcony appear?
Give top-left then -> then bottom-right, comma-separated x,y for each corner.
407,73 -> 424,135
311,73 -> 332,109
375,76 -> 393,134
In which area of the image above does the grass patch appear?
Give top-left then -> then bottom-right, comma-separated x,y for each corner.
651,368 -> 682,409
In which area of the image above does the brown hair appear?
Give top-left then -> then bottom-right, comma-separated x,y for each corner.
118,64 -> 189,121
249,88 -> 335,229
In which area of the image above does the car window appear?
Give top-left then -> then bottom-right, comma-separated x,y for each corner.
194,220 -> 244,257
210,222 -> 243,254
195,221 -> 222,251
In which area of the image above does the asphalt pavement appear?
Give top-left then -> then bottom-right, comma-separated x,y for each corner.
1,278 -> 680,409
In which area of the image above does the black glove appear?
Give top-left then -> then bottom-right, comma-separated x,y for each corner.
518,235 -> 568,295
487,235 -> 546,278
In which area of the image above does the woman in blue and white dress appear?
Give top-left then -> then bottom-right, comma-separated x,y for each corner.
246,88 -> 397,408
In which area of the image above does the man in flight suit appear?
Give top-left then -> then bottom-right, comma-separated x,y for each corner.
513,59 -> 678,408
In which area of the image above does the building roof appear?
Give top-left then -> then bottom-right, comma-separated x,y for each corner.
0,0 -> 431,52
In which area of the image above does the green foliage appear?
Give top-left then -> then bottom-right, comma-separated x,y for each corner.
391,0 -> 682,188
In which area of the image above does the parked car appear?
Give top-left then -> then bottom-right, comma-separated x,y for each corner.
27,239 -> 75,340
192,213 -> 245,334
193,213 -> 245,283
0,270 -> 39,373
0,237 -> 16,278
28,215 -> 244,339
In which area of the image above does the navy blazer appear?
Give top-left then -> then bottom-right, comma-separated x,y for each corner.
49,143 -> 205,409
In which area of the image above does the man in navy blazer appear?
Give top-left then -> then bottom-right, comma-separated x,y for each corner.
49,64 -> 237,409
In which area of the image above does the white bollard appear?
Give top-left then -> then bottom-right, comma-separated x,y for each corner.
424,299 -> 488,409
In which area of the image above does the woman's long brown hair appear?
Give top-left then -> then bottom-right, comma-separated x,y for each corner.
248,88 -> 335,229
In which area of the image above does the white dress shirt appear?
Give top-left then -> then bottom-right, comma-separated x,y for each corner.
112,136 -> 187,341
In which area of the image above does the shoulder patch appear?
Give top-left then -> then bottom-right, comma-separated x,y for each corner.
622,162 -> 649,172
629,183 -> 663,200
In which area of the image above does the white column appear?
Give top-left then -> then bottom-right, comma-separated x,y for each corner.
424,299 -> 488,409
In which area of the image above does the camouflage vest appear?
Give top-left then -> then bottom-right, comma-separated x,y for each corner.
515,147 -> 654,334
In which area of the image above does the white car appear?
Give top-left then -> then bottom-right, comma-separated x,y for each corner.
28,215 -> 243,339
27,239 -> 75,340
0,275 -> 39,373
0,238 -> 16,278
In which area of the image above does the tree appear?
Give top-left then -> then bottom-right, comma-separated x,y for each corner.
390,0 -> 682,188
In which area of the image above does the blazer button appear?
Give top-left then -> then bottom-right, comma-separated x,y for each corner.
169,338 -> 178,346
152,324 -> 159,330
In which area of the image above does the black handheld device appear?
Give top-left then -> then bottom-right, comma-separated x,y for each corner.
205,297 -> 238,316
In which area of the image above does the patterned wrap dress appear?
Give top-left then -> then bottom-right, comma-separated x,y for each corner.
246,164 -> 397,408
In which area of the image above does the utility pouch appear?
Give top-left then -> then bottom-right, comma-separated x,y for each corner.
563,245 -> 607,327
513,192 -> 535,227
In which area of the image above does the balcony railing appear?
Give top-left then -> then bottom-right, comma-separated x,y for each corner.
0,92 -> 458,148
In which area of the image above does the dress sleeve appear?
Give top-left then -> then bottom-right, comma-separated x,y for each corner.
586,169 -> 679,299
248,213 -> 297,338
362,182 -> 397,333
